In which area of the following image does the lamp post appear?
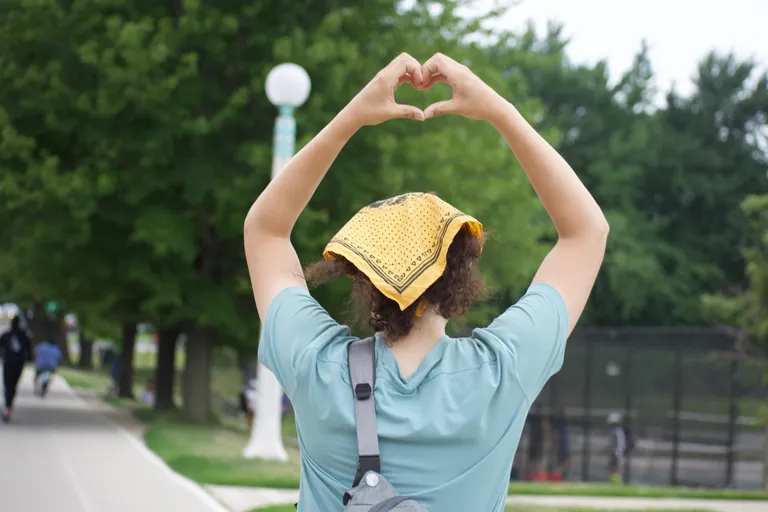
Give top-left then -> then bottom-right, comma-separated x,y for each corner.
244,63 -> 311,461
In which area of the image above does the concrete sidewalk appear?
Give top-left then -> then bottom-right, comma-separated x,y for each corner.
0,367 -> 229,512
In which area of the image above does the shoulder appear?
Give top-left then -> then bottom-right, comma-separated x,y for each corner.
259,286 -> 354,397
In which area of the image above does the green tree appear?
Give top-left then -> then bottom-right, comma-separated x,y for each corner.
703,194 -> 768,352
505,24 -> 768,326
0,0 -> 551,422
703,194 -> 768,489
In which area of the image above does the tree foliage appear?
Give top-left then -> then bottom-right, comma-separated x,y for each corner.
0,0 -> 549,416
1,1 -> 766,418
508,24 -> 768,325
703,194 -> 768,355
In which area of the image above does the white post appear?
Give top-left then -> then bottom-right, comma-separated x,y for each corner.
244,63 -> 309,460
243,362 -> 289,460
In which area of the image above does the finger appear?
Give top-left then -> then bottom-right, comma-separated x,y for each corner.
422,73 -> 448,90
423,100 -> 458,119
422,53 -> 456,81
387,53 -> 424,86
400,53 -> 425,85
392,103 -> 425,121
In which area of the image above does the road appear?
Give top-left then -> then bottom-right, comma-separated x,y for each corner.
0,367 -> 229,512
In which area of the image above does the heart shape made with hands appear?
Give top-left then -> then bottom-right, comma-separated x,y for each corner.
393,54 -> 462,121
396,72 -> 451,119
352,52 -> 496,126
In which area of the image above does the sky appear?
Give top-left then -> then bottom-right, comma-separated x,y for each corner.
476,0 -> 768,99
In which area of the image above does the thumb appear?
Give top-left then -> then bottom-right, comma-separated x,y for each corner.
392,103 -> 425,121
424,100 -> 459,119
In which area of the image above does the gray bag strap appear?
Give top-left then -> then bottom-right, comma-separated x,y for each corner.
348,337 -> 381,487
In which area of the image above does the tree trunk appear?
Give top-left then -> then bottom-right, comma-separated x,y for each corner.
155,326 -> 179,411
117,322 -> 137,399
25,302 -> 48,341
181,333 -> 192,411
78,331 -> 93,370
26,302 -> 59,350
182,324 -> 212,422
53,315 -> 71,365
763,402 -> 768,490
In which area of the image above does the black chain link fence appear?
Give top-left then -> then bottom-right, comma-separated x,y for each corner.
515,327 -> 766,489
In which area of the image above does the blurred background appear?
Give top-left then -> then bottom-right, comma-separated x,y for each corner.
0,0 -> 767,509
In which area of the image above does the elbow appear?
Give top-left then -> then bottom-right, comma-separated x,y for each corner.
243,211 -> 256,240
560,214 -> 609,244
586,205 -> 610,241
595,215 -> 610,239
243,205 -> 287,244
590,216 -> 610,250
243,206 -> 266,245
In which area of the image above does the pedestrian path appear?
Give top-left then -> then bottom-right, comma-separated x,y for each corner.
0,367 -> 229,512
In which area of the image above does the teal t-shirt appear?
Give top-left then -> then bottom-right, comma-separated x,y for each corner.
259,282 -> 568,512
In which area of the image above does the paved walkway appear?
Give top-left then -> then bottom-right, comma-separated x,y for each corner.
0,367 -> 229,512
207,485 -> 299,511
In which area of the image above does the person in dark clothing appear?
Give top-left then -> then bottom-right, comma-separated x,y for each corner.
525,403 -> 547,480
109,352 -> 121,396
0,316 -> 33,422
550,406 -> 572,479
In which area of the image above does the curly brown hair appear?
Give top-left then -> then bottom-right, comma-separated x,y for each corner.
305,226 -> 486,341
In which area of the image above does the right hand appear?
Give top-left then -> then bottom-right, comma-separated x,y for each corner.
339,53 -> 426,129
420,53 -> 507,122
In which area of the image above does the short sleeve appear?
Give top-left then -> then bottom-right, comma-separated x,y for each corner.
258,286 -> 350,398
478,282 -> 569,402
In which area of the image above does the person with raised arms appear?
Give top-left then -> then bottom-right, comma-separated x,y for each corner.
244,52 -> 608,511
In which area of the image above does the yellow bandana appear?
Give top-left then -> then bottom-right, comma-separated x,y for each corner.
323,193 -> 483,311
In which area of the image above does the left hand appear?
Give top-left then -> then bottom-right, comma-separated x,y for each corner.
420,52 -> 507,122
340,53 -> 426,128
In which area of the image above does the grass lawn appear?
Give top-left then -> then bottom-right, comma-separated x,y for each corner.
58,366 -> 111,390
142,409 -> 302,489
507,482 -> 768,500
251,507 -> 714,512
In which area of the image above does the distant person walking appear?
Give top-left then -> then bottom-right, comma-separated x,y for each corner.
109,352 -> 121,396
34,339 -> 63,395
239,382 -> 258,429
0,316 -> 33,422
607,412 -> 626,483
142,378 -> 156,406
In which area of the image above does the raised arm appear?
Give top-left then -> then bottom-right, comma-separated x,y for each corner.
244,53 -> 426,319
491,101 -> 608,334
422,53 -> 608,334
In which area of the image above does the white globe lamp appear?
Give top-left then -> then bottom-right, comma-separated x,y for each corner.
244,63 -> 311,462
265,63 -> 311,108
